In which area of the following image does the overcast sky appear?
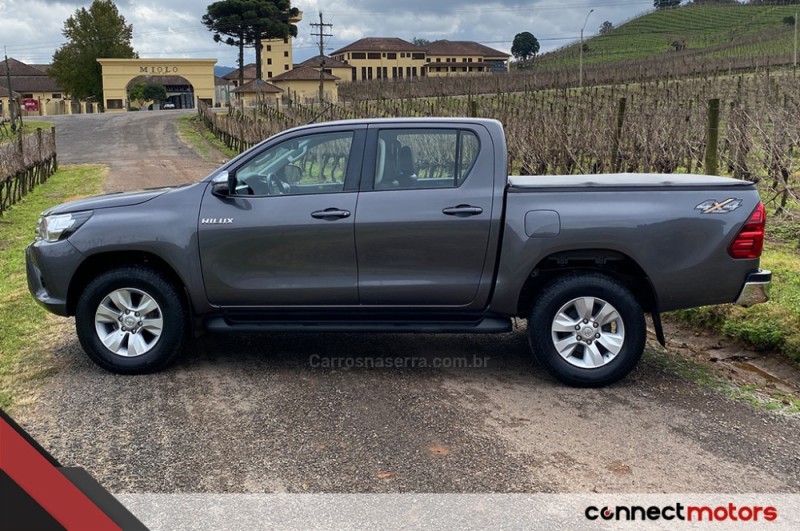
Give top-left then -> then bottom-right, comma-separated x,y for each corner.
1,0 -> 660,67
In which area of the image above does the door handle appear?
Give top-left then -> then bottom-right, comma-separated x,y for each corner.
442,205 -> 483,217
311,208 -> 351,220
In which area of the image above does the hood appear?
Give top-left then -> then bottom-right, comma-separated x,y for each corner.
44,187 -> 176,215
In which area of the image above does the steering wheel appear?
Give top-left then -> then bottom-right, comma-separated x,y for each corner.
262,173 -> 290,195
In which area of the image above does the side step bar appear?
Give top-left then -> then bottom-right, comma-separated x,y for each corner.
204,315 -> 513,334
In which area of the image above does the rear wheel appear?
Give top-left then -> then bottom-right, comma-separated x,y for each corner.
76,266 -> 188,374
528,273 -> 645,387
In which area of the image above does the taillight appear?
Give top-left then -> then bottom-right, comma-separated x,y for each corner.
728,202 -> 765,259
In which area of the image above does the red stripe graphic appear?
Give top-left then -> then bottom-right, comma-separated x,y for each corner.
0,417 -> 121,531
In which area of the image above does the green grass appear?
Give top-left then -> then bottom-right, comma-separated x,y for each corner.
537,5 -> 800,68
177,115 -> 237,161
0,164 -> 105,410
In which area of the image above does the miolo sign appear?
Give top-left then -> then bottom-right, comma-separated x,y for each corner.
139,66 -> 180,74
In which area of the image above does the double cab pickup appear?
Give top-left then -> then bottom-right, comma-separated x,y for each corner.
27,118 -> 770,386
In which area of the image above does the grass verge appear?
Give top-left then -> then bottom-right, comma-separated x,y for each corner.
670,240 -> 800,365
645,347 -> 800,414
0,164 -> 106,410
177,115 -> 238,161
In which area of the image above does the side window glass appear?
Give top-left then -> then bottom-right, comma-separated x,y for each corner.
373,129 -> 480,190
234,131 -> 353,196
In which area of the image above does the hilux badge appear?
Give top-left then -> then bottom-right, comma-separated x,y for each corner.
695,198 -> 742,214
201,218 -> 234,224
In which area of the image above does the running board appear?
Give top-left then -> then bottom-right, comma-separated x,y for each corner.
204,315 -> 512,334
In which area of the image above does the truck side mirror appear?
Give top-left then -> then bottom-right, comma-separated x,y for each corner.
211,171 -> 235,197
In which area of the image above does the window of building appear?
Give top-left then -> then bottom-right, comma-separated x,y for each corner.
436,67 -> 442,72
462,67 -> 467,72
468,58 -> 473,62
405,66 -> 411,78
372,129 -> 480,190
462,58 -> 468,62
283,38 -> 288,44
284,51 -> 289,57
51,93 -> 61,99
352,67 -> 357,81
22,93 -> 33,98
367,67 -> 373,80
377,67 -> 382,79
267,58 -> 272,65
267,45 -> 272,52
284,64 -> 289,70
367,52 -> 381,59
412,52 -> 425,60
106,99 -> 123,109
352,52 -> 366,59
451,67 -> 457,72
387,53 -> 396,59
268,71 -> 273,78
398,67 -> 403,78
400,53 -> 406,58
412,67 -> 417,77
436,58 -> 441,62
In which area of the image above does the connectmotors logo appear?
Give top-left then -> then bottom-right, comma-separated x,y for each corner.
585,503 -> 778,523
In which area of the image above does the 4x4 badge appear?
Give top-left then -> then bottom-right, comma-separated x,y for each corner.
695,198 -> 742,214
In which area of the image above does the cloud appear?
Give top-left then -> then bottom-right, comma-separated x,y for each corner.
0,0 -> 653,67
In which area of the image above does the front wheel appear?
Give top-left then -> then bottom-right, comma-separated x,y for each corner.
75,266 -> 188,374
528,273 -> 646,387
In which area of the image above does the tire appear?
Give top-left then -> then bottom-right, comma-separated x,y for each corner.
528,273 -> 646,387
75,266 -> 188,374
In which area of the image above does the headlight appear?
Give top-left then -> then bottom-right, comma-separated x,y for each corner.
35,211 -> 93,242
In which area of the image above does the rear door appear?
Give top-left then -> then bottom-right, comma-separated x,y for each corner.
354,124 -> 495,307
199,126 -> 365,306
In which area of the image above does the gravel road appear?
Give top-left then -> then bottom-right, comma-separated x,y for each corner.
17,111 -> 800,494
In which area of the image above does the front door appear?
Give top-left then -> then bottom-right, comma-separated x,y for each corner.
199,128 -> 364,306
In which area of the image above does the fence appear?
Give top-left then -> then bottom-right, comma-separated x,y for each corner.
0,128 -> 58,215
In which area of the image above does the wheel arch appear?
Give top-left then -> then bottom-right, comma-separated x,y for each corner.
515,249 -> 658,317
66,251 -> 189,316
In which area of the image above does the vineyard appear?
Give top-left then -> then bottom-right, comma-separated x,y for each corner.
0,128 -> 58,216
199,68 -> 800,218
538,4 -> 800,68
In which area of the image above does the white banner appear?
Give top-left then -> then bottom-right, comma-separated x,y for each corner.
116,493 -> 800,530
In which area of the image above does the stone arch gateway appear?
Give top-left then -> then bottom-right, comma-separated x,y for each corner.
97,58 -> 217,112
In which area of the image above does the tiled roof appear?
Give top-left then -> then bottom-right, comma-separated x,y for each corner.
270,66 -> 338,81
128,75 -> 192,87
233,79 -> 282,93
0,75 -> 62,93
295,55 -> 350,69
425,40 -> 509,58
331,38 -> 420,55
0,85 -> 20,98
223,63 -> 258,80
0,58 -> 49,77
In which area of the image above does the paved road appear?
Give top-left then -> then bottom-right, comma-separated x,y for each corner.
17,111 -> 800,494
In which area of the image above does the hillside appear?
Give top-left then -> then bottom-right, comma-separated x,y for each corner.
536,4 -> 799,68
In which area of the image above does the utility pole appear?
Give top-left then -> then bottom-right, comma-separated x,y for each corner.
4,46 -> 17,129
794,11 -> 798,68
310,12 -> 333,104
579,9 -> 594,88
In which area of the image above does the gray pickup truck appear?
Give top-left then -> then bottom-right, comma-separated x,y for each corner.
26,118 -> 770,386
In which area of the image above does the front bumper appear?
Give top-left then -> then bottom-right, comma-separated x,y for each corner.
735,269 -> 771,307
26,239 -> 83,316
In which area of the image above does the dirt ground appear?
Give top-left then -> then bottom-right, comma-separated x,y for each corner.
16,111 -> 800,495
